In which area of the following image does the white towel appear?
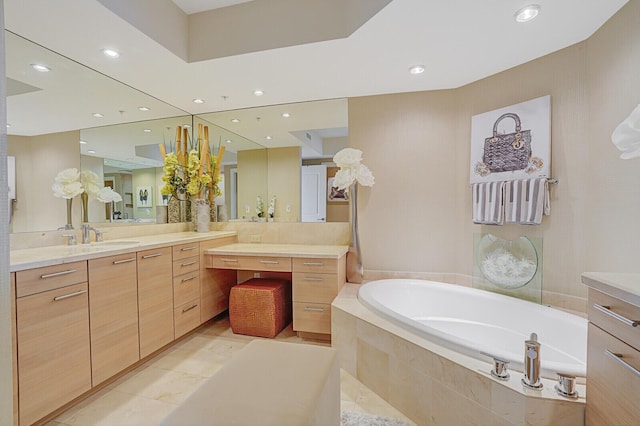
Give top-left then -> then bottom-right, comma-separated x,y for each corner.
504,178 -> 549,225
472,182 -> 504,225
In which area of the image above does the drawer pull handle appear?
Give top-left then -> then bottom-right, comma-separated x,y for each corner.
593,303 -> 639,327
605,349 -> 640,377
142,253 -> 162,259
180,260 -> 197,267
181,275 -> 198,283
303,262 -> 324,266
303,277 -> 324,282
53,289 -> 87,301
182,304 -> 198,313
303,307 -> 324,312
113,257 -> 137,265
220,259 -> 238,263
260,260 -> 279,264
41,269 -> 77,279
181,247 -> 197,252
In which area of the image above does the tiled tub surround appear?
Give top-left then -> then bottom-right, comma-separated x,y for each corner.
332,284 -> 586,425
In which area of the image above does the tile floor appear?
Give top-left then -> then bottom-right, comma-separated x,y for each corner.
45,314 -> 415,426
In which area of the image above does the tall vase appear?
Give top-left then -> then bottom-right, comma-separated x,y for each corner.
81,192 -> 89,223
63,198 -> 74,229
168,194 -> 191,223
191,198 -> 210,232
347,184 -> 364,283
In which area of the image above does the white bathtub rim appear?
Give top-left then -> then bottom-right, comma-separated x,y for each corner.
356,279 -> 587,379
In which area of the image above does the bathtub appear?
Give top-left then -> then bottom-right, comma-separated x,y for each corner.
357,279 -> 587,378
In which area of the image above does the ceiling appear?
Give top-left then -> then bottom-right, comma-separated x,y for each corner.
3,0 -> 629,157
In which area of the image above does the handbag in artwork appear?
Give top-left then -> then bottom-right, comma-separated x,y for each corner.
482,113 -> 532,173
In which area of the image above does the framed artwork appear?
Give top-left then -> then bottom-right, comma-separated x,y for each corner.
327,177 -> 349,202
470,95 -> 551,184
136,186 -> 153,207
159,187 -> 169,206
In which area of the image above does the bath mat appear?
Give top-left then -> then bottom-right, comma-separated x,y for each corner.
340,410 -> 410,426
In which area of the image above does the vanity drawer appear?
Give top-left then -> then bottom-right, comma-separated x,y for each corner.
211,255 -> 292,272
293,302 -> 331,334
586,323 -> 640,425
173,273 -> 200,307
292,257 -> 339,274
293,273 -> 340,304
174,298 -> 201,338
16,261 -> 88,298
588,288 -> 640,351
172,242 -> 200,261
173,257 -> 200,276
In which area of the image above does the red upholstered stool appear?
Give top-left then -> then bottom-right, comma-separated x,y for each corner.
229,278 -> 292,338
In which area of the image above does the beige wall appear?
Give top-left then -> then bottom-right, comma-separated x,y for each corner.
267,147 -> 301,222
238,149 -> 268,219
349,0 -> 640,300
80,154 -> 107,222
8,131 -> 80,232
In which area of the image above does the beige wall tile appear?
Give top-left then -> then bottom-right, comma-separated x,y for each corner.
356,338 -> 389,400
525,397 -> 585,426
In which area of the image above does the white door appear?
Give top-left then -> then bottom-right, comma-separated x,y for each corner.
301,165 -> 327,222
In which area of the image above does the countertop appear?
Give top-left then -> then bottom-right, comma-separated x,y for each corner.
205,243 -> 349,259
581,272 -> 640,307
10,231 -> 237,272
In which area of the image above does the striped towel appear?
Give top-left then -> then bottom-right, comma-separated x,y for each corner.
504,178 -> 550,225
471,182 -> 505,225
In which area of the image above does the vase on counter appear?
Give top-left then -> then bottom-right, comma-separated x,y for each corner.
81,192 -> 89,223
63,198 -> 74,229
191,198 -> 210,232
168,193 -> 191,223
347,184 -> 364,283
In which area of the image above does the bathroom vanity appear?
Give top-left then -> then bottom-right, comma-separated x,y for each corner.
10,231 -> 237,425
582,272 -> 640,425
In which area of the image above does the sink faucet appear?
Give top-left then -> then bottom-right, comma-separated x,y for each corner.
81,223 -> 103,244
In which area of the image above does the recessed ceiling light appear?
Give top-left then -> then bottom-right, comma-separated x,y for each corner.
6,124 -> 11,128
30,64 -> 51,72
143,129 -> 152,133
79,140 -> 87,144
183,124 -> 191,128
102,49 -> 120,58
225,139 -> 232,144
253,89 -> 264,96
231,118 -> 240,123
409,65 -> 425,75
282,113 -> 291,118
92,113 -> 104,118
193,98 -> 205,104
265,136 -> 272,140
138,106 -> 150,111
87,150 -> 96,154
514,4 -> 541,22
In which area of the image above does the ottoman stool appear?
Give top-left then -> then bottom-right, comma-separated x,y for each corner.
229,278 -> 291,338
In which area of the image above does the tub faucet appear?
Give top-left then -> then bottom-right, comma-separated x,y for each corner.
522,332 -> 543,389
81,223 -> 103,244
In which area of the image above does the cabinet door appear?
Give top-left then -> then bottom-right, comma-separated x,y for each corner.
89,253 -> 140,385
17,282 -> 91,426
200,236 -> 237,323
138,247 -> 174,358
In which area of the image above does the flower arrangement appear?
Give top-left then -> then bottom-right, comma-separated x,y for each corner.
332,148 -> 375,190
53,168 -> 122,223
160,124 -> 224,202
268,195 -> 276,219
256,196 -> 264,218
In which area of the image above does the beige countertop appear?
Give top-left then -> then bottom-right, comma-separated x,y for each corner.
205,243 -> 349,259
10,231 -> 237,272
582,272 -> 640,307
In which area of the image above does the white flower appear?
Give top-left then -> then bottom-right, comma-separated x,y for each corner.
54,168 -> 81,184
268,195 -> 276,217
97,187 -> 123,203
332,148 -> 375,189
333,148 -> 363,168
81,170 -> 102,198
52,181 -> 84,199
612,104 -> 640,160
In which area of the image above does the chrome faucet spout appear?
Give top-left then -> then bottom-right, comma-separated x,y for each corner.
522,332 -> 543,389
81,223 -> 103,244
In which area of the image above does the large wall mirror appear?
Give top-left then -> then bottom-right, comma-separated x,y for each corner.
6,29 -> 349,233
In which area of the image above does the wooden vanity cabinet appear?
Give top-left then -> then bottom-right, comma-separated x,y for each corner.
586,288 -> 640,425
199,236 -> 237,323
292,256 -> 346,337
15,262 -> 91,426
137,246 -> 174,358
173,242 -> 201,338
88,253 -> 140,386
